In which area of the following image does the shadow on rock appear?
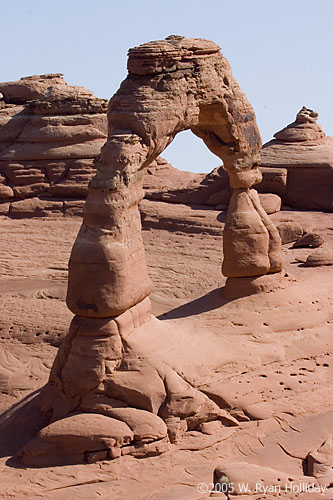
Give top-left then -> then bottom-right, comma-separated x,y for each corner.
0,387 -> 50,459
158,287 -> 231,320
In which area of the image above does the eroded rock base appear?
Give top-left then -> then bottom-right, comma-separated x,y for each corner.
13,297 -> 238,466
224,271 -> 286,299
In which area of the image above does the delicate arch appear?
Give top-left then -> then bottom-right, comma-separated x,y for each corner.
66,36 -> 282,317
7,37 -> 285,467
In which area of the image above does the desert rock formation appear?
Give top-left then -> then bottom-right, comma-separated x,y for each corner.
0,73 -> 108,216
1,206 -> 333,498
144,157 -> 283,214
261,106 -> 333,210
0,72 -> 285,218
1,36 -> 285,467
2,83 -> 332,217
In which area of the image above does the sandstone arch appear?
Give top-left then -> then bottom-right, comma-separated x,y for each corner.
2,36 -> 284,466
67,35 -> 283,318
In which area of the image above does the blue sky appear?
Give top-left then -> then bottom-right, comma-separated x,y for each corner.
2,0 -> 333,172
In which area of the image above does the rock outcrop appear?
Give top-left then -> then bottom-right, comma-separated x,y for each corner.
0,73 -> 108,216
293,232 -> 324,248
4,36 -> 283,466
305,247 -> 333,267
261,107 -> 333,211
306,436 -> 333,487
3,82 -> 332,216
144,159 -> 283,213
0,73 -> 285,218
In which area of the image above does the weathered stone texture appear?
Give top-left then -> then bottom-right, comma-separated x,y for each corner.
0,73 -> 108,216
261,107 -> 333,211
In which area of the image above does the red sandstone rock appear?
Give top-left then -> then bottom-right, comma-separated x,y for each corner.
0,74 -> 108,212
222,189 -> 283,279
67,35 -> 277,318
293,232 -> 324,248
306,436 -> 333,487
305,247 -> 333,267
9,197 -> 64,217
258,193 -> 281,214
17,412 -> 134,466
0,207 -> 333,496
271,208 -> 318,239
0,73 -> 95,103
78,403 -> 168,443
280,223 -> 305,244
144,159 -> 285,214
0,183 -> 13,199
0,201 -> 9,214
144,162 -> 231,206
261,107 -> 333,211
223,270 -> 285,299
256,166 -> 287,197
5,36 -> 284,468
0,71 -> 287,221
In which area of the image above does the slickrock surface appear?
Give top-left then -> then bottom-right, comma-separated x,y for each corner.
261,107 -> 333,210
0,207 -> 333,499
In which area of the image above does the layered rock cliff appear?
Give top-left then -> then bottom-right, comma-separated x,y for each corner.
0,74 -> 108,216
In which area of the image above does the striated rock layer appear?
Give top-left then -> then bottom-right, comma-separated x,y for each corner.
0,73 -> 108,215
2,36 -> 283,466
261,107 -> 333,211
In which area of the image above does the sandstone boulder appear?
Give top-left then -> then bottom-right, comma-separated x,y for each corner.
306,436 -> 333,487
17,412 -> 134,466
258,193 -> 281,214
273,220 -> 304,244
305,247 -> 333,267
293,232 -> 324,248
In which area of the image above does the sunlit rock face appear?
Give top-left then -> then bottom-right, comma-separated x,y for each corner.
261,107 -> 333,211
0,73 -> 108,216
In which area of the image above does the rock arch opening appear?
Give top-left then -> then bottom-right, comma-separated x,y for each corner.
162,129 -> 222,174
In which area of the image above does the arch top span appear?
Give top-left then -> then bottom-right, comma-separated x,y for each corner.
106,35 -> 262,188
66,36 -> 283,318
